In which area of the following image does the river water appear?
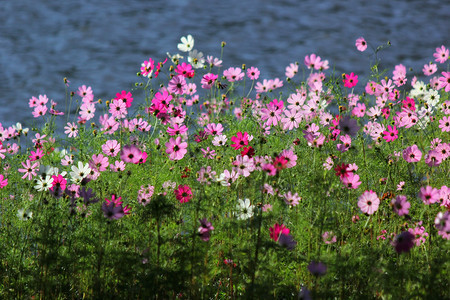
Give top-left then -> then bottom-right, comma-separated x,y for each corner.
0,0 -> 448,127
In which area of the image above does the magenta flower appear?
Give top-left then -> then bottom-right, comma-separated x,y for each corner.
198,218 -> 214,241
392,231 -> 415,254
358,190 -> 380,215
174,185 -> 192,203
391,195 -> 410,216
382,125 -> 398,142
355,37 -> 367,52
402,144 -> 422,163
343,72 -> 358,88
168,75 -> 187,95
419,186 -> 440,205
165,136 -> 188,160
424,150 -> 443,167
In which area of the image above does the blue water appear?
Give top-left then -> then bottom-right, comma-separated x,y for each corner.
0,0 -> 448,126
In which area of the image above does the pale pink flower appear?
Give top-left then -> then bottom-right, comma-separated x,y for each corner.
358,190 -> 380,215
355,37 -> 367,52
165,136 -> 188,160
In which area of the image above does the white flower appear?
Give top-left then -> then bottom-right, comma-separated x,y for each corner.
34,175 -> 54,191
410,81 -> 426,98
188,50 -> 205,69
177,34 -> 194,52
17,208 -> 33,221
423,89 -> 440,107
167,52 -> 184,64
235,198 -> 254,220
70,161 -> 91,183
13,122 -> 29,136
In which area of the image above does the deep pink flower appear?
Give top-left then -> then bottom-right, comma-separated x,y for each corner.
174,185 -> 192,203
382,125 -> 398,142
29,148 -> 44,161
50,174 -> 67,192
269,223 -> 290,242
201,73 -> 218,89
230,132 -> 249,150
358,190 -> 380,215
165,136 -> 188,160
140,57 -> 155,77
402,144 -> 422,163
0,174 -> 8,188
175,62 -> 195,78
355,37 -> 367,52
343,72 -> 358,88
152,90 -> 173,108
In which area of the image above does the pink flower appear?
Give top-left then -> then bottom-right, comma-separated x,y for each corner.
174,185 -> 192,203
419,186 -> 439,205
64,122 -> 78,138
165,136 -> 188,160
269,223 -> 290,242
355,37 -> 367,52
223,67 -> 244,82
352,103 -> 366,118
285,63 -> 298,78
322,231 -> 337,244
439,116 -> 450,132
422,63 -> 437,76
343,72 -> 358,88
358,190 -> 380,215
77,85 -> 94,101
120,144 -> 142,164
408,226 -> 428,246
29,148 -> 44,161
433,45 -> 449,64
246,66 -> 260,80
18,159 -> 39,180
341,173 -> 361,189
438,71 -> 450,92
102,140 -> 121,157
167,123 -> 188,136
391,195 -> 410,216
425,150 -> 443,167
304,53 -> 324,70
175,62 -> 195,78
282,191 -> 301,206
402,144 -> 422,163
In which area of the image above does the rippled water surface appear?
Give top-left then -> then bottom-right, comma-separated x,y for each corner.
0,0 -> 448,125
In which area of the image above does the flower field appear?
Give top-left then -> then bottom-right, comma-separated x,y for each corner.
0,35 -> 449,299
